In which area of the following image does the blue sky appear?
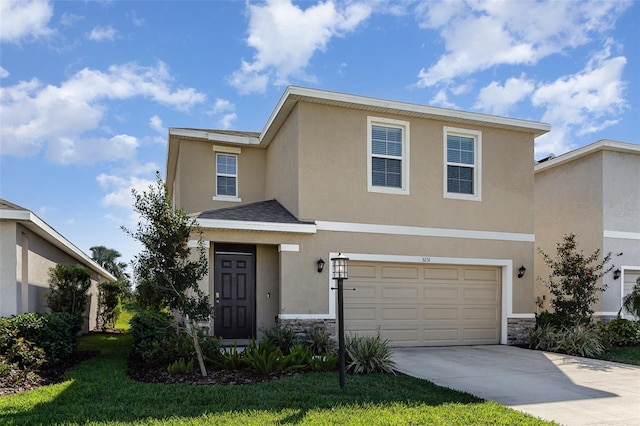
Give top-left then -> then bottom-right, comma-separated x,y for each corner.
1,0 -> 639,271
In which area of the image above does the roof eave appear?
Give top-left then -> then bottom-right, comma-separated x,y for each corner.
535,139 -> 640,173
196,218 -> 317,234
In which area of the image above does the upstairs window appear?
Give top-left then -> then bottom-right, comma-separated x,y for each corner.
368,117 -> 410,195
444,127 -> 481,201
216,153 -> 238,198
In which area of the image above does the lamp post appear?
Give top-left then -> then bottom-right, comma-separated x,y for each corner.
331,253 -> 349,389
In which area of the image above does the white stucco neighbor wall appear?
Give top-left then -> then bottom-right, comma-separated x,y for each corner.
0,221 -> 19,317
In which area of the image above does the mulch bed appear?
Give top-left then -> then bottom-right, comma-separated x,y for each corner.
0,350 -> 99,397
126,360 -> 306,386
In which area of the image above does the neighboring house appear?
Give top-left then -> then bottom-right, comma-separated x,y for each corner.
534,140 -> 640,320
0,199 -> 116,332
167,86 -> 551,346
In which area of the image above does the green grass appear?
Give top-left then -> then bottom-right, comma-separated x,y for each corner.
595,344 -> 640,365
114,306 -> 134,331
0,333 -> 555,425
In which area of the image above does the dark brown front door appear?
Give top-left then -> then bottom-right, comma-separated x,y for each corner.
213,246 -> 255,339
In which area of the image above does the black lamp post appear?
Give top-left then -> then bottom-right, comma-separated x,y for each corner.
331,253 -> 349,389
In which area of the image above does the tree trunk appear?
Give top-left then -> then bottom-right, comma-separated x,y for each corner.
189,319 -> 208,377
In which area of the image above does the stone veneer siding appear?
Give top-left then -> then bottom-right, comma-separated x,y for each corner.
278,318 -> 337,341
507,318 -> 535,345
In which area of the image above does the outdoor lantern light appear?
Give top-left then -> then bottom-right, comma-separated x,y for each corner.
331,253 -> 349,389
317,258 -> 325,273
613,269 -> 621,280
332,253 -> 349,280
518,265 -> 526,278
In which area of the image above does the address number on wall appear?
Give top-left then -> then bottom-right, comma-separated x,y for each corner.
422,257 -> 431,263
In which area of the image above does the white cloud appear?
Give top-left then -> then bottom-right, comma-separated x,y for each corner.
476,76 -> 535,115
149,115 -> 164,133
0,0 -> 54,43
429,89 -> 457,109
229,0 -> 372,94
0,67 -> 9,79
97,172 -> 157,226
415,0 -> 631,87
532,45 -> 627,156
88,25 -> 118,41
208,98 -> 237,129
0,62 -> 206,161
46,134 -> 139,165
60,12 -> 83,27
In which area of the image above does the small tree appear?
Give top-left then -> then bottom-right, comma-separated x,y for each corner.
538,233 -> 613,326
123,172 -> 213,377
97,279 -> 126,329
46,264 -> 91,316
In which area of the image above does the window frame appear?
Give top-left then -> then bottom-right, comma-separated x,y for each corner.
443,126 -> 482,201
367,116 -> 410,195
213,145 -> 242,202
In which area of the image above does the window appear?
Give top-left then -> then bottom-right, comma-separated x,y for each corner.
368,117 -> 410,195
212,145 -> 241,202
214,153 -> 241,201
444,127 -> 481,201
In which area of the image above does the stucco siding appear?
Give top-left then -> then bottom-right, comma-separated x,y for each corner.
266,105 -> 300,217
0,221 -> 18,316
295,102 -> 535,233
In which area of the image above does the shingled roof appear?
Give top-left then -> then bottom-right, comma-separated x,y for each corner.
0,198 -> 27,211
198,200 -> 313,225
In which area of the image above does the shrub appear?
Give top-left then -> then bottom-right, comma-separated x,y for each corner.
0,318 -> 46,389
219,342 -> 245,370
129,310 -> 190,365
538,233 -> 612,326
598,319 -> 640,347
198,334 -> 223,363
5,312 -> 78,365
345,334 -> 396,375
242,340 -> 287,374
167,357 -> 194,375
527,324 -> 604,357
305,326 -> 336,355
46,264 -> 92,317
97,279 -> 125,330
535,311 -> 564,329
309,353 -> 338,372
262,324 -> 296,355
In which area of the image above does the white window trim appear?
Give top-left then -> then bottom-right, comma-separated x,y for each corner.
443,126 -> 482,201
214,152 -> 241,202
367,116 -> 410,195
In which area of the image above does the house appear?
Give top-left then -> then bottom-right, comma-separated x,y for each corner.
534,140 -> 640,320
0,198 -> 115,332
166,86 -> 551,346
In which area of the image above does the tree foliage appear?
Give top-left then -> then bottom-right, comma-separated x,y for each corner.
123,172 -> 212,376
538,233 -> 613,326
621,276 -> 640,319
46,264 -> 91,317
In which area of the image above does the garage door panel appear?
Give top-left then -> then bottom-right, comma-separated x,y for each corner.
349,265 -> 377,278
346,262 -> 501,346
463,287 -> 500,302
424,287 -> 459,302
424,307 -> 459,320
464,268 -> 499,281
382,266 -> 419,279
423,267 -> 459,280
381,286 -> 419,299
381,307 -> 420,320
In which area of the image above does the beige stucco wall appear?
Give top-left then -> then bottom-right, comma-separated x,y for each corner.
534,152 -> 606,314
0,221 -> 100,331
294,102 -> 535,233
199,227 -> 533,318
265,105 -> 300,217
174,138 -> 267,215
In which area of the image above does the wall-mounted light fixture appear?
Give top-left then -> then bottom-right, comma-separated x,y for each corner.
518,265 -> 526,278
317,258 -> 325,273
613,269 -> 621,280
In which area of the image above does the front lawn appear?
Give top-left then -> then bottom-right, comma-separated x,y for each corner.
0,333 -> 554,425
595,344 -> 640,365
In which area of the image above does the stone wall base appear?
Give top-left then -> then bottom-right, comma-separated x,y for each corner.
507,317 -> 535,345
278,317 -> 337,341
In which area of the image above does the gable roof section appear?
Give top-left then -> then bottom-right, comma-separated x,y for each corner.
0,198 -> 116,281
535,139 -> 640,173
196,199 -> 316,234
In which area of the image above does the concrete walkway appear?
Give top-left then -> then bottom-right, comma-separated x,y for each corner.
392,345 -> 640,426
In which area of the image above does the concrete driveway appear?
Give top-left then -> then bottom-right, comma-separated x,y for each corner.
392,345 -> 640,426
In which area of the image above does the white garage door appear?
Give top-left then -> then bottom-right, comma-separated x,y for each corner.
344,262 -> 501,347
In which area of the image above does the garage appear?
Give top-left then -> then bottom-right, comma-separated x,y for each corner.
344,262 -> 501,347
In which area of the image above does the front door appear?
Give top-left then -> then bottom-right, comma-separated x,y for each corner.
213,246 -> 256,339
